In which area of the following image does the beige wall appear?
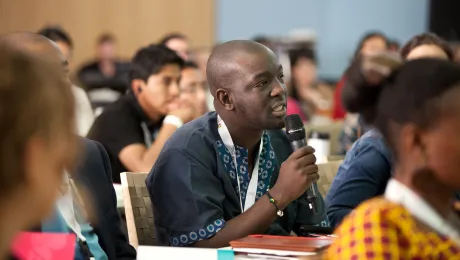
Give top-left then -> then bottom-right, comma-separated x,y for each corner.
0,0 -> 215,71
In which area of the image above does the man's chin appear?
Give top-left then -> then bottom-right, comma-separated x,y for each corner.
264,118 -> 286,130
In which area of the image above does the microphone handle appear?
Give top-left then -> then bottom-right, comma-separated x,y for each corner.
290,138 -> 318,214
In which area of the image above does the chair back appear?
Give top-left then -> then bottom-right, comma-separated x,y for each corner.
317,161 -> 342,197
120,172 -> 154,248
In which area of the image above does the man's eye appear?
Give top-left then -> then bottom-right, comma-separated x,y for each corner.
255,80 -> 269,88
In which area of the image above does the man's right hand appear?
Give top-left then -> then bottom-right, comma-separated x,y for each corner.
168,101 -> 196,123
270,146 -> 319,208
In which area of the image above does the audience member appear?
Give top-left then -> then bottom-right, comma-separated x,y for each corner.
159,33 -> 190,61
147,40 -> 328,248
287,48 -> 333,123
332,31 -> 389,120
88,44 -> 195,183
0,33 -> 77,259
326,33 -> 456,227
5,32 -> 136,260
326,59 -> 460,258
77,33 -> 129,94
38,26 -> 95,136
388,39 -> 400,52
179,61 -> 208,117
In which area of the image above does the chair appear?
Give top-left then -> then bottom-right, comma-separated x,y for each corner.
120,172 -> 154,248
317,161 -> 342,197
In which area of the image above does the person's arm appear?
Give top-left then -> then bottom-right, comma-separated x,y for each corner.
147,145 -> 318,248
325,133 -> 391,228
94,141 -> 136,259
119,123 -> 179,172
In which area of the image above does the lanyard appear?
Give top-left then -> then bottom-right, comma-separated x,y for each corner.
385,179 -> 460,244
57,174 -> 95,260
217,115 -> 263,213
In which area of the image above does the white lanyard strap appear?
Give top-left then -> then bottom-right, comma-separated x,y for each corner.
217,115 -> 263,212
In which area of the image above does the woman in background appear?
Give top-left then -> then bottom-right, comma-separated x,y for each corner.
326,58 -> 460,259
0,37 -> 76,259
287,48 -> 333,123
326,33 -> 456,228
332,31 -> 389,120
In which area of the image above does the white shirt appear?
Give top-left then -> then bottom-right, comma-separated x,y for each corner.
385,178 -> 460,243
72,85 -> 95,137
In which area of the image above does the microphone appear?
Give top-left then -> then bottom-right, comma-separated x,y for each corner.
285,114 -> 318,214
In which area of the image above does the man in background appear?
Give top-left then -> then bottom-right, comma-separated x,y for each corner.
159,33 -> 191,61
38,26 -> 95,136
88,45 -> 196,183
179,61 -> 208,117
77,33 -> 130,95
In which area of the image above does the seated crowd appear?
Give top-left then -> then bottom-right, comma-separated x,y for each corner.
1,24 -> 460,260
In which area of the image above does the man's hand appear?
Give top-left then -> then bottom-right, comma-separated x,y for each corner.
361,51 -> 403,85
168,100 -> 197,123
270,146 -> 319,208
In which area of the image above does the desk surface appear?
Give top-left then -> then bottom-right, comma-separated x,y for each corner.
137,246 -> 321,260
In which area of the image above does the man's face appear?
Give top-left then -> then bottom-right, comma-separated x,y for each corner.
229,49 -> 287,130
166,38 -> 190,61
97,41 -> 115,61
180,67 -> 207,115
137,64 -> 182,116
55,40 -> 72,65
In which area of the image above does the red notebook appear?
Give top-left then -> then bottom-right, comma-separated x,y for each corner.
230,234 -> 334,253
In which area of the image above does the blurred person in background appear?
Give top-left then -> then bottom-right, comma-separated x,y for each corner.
159,33 -> 191,61
77,33 -> 130,95
327,58 -> 460,259
5,32 -> 136,260
0,33 -> 77,259
88,45 -> 196,183
287,48 -> 333,123
326,33 -> 456,228
332,31 -> 389,121
389,38 -> 401,52
180,61 -> 208,117
335,31 -> 390,155
38,26 -> 95,136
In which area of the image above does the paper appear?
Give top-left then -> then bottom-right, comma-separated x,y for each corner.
11,232 -> 76,260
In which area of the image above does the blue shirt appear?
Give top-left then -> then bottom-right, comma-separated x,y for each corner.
147,112 -> 329,247
42,207 -> 108,260
326,129 -> 392,228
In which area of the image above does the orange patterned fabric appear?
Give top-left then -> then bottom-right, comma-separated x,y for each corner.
325,198 -> 460,259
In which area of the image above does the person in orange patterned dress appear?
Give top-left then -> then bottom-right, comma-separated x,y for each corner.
325,58 -> 460,259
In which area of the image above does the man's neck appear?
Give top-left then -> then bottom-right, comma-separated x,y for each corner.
137,98 -> 161,123
221,114 -> 262,150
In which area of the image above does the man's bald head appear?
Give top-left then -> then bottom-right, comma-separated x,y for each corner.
0,32 -> 67,70
206,40 -> 276,95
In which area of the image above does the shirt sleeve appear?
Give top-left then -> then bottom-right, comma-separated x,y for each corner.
87,110 -> 144,158
147,148 -> 226,247
325,135 -> 391,228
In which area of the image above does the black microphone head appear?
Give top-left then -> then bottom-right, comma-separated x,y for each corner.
285,114 -> 306,142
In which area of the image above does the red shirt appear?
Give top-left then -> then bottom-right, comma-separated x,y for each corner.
332,76 -> 347,120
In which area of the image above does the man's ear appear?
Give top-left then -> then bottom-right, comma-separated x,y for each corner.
215,88 -> 234,111
131,79 -> 145,97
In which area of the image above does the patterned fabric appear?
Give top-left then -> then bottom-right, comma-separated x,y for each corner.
216,131 -> 276,208
169,219 -> 226,246
168,132 -> 276,246
325,198 -> 460,259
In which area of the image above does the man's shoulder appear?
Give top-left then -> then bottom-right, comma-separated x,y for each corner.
163,112 -> 218,153
88,97 -> 139,136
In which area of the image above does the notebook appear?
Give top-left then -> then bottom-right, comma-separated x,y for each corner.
230,234 -> 334,253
